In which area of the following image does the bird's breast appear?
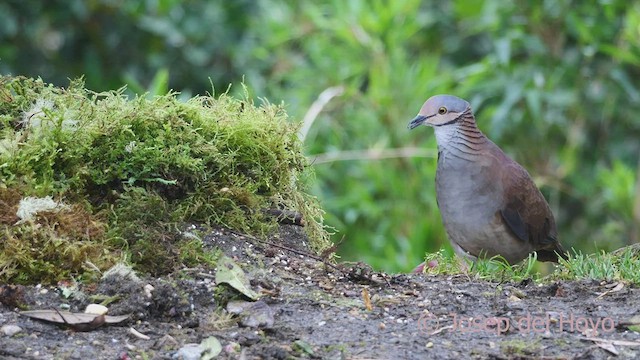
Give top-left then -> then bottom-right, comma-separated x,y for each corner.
435,158 -> 503,233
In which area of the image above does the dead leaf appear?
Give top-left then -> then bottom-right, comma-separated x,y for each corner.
20,310 -> 129,331
362,288 -> 372,311
596,341 -> 618,355
215,256 -> 259,300
579,336 -> 640,356
579,336 -> 640,347
596,282 -> 624,299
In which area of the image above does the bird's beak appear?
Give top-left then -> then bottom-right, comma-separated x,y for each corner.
408,115 -> 428,130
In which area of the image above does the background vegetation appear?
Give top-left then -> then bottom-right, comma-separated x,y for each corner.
1,0 -> 638,272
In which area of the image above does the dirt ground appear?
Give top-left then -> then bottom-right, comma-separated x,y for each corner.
1,225 -> 639,360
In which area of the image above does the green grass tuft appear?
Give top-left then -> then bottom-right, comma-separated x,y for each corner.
421,246 -> 640,285
556,247 -> 640,284
0,76 -> 330,283
421,250 -> 541,283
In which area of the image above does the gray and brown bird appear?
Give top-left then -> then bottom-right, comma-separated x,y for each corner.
408,95 -> 567,265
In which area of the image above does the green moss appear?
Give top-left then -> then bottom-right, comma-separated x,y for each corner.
0,200 -> 112,283
178,237 -> 219,268
0,76 -> 330,283
500,338 -> 541,356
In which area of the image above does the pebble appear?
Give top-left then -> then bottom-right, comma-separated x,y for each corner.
144,284 -> 155,298
508,295 -> 521,302
224,342 -> 241,354
227,300 -> 275,329
172,344 -> 203,360
85,304 -> 108,315
1,324 -> 22,337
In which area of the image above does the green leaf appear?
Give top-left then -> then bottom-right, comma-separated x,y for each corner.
293,339 -> 315,355
215,255 -> 260,300
200,336 -> 222,360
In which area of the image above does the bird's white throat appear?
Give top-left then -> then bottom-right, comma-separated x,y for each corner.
432,124 -> 460,149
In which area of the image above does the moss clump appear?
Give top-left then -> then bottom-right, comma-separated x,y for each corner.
0,75 -> 329,283
500,338 -> 541,357
0,190 -> 110,283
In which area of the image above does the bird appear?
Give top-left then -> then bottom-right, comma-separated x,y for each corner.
408,94 -> 567,265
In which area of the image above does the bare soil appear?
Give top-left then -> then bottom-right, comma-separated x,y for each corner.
1,225 -> 639,359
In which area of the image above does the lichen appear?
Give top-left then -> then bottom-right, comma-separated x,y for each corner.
15,196 -> 67,222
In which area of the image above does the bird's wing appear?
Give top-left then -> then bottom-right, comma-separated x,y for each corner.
498,161 -> 560,252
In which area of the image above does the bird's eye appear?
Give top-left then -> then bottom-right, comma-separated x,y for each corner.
438,107 -> 447,115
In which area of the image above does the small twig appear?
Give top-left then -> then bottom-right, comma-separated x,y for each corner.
178,267 -> 200,272
226,229 -> 341,272
428,324 -> 454,336
577,336 -> 640,347
310,147 -> 436,165
129,327 -> 151,340
84,261 -> 101,273
632,155 -> 640,244
299,86 -> 345,142
321,234 -> 345,260
197,272 -> 216,279
262,208 -> 305,226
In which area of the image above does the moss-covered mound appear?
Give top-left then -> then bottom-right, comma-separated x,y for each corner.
0,76 -> 329,283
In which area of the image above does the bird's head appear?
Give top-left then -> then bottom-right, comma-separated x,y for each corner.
407,95 -> 470,130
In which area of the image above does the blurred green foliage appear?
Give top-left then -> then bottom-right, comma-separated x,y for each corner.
1,0 -> 639,272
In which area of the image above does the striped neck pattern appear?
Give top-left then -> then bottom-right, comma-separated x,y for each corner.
433,109 -> 489,163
